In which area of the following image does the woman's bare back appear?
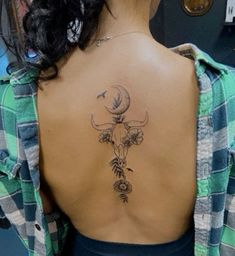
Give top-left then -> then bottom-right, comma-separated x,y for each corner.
37,35 -> 198,244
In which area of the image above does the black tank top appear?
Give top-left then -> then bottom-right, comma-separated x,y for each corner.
66,225 -> 195,256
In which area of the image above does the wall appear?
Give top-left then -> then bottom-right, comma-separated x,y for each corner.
150,0 -> 235,66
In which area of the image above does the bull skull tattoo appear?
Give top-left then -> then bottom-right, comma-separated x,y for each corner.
91,85 -> 148,203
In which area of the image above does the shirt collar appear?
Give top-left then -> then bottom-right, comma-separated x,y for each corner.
9,66 -> 39,88
170,43 -> 229,75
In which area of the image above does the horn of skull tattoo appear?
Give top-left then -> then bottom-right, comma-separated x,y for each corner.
91,85 -> 148,203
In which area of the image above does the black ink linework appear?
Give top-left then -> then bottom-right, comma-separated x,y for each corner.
97,90 -> 107,99
91,85 -> 148,203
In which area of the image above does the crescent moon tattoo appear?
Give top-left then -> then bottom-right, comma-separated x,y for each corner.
105,85 -> 131,115
91,85 -> 148,203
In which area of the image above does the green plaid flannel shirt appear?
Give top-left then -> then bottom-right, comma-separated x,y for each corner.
0,43 -> 235,256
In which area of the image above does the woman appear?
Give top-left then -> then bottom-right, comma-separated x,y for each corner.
0,0 -> 235,255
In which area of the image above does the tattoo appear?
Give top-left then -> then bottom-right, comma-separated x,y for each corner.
96,90 -> 107,99
91,85 -> 148,203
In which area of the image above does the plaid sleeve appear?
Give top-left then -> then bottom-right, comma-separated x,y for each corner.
229,141 -> 235,167
225,66 -> 235,165
0,201 -> 11,229
45,210 -> 71,255
0,77 -> 20,230
0,77 -> 20,177
0,66 -> 72,256
220,65 -> 235,254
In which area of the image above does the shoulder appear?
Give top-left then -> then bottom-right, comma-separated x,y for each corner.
115,37 -> 195,87
174,44 -> 235,153
170,43 -> 232,78
169,43 -> 235,96
125,37 -> 187,70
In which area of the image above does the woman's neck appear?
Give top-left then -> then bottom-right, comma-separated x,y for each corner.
94,0 -> 153,41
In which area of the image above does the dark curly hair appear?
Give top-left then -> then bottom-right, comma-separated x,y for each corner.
0,0 -> 113,77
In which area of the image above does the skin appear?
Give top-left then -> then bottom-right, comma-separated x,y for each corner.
38,0 -> 198,244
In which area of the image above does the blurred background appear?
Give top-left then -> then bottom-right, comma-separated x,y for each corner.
0,0 -> 235,255
150,0 -> 235,66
